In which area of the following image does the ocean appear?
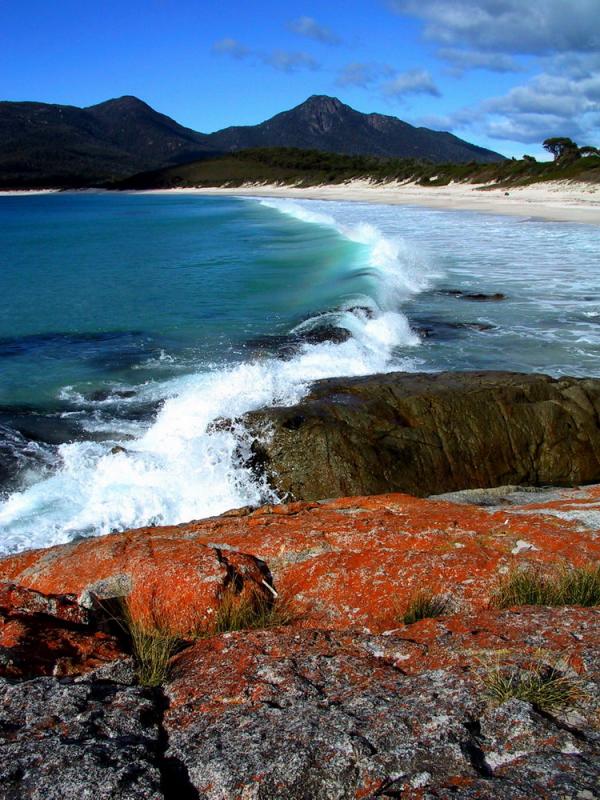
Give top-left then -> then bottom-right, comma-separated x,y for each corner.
1,191 -> 599,554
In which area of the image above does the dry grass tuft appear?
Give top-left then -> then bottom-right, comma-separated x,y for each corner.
483,657 -> 584,712
493,563 -> 600,609
117,599 -> 181,687
213,586 -> 297,634
401,589 -> 451,625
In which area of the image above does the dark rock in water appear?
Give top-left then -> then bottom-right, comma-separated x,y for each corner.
0,424 -> 58,493
0,330 -> 146,359
0,408 -> 86,446
241,371 -> 600,500
246,323 -> 352,358
110,445 -> 128,456
87,388 -> 138,402
436,289 -> 507,301
0,676 -> 163,799
297,324 -> 352,345
412,317 -> 495,339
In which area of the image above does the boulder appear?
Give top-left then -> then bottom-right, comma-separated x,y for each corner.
0,583 -> 125,679
240,371 -> 600,501
0,487 -> 599,798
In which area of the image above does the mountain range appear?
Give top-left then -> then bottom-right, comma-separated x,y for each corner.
0,94 -> 504,189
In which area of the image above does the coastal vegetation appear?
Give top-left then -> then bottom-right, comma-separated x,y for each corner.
401,589 -> 451,624
213,586 -> 297,634
115,141 -> 600,190
117,598 -> 182,686
492,563 -> 600,609
483,658 -> 584,712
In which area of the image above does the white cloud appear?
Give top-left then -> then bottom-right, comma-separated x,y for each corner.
288,16 -> 340,45
212,38 -> 250,59
212,39 -> 320,74
336,62 -> 393,88
389,1 -> 600,147
262,50 -> 320,73
382,69 -> 441,98
438,48 -> 523,74
389,0 -> 600,55
426,70 -> 600,144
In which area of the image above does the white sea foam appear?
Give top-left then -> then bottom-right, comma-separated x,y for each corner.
0,199 -> 430,554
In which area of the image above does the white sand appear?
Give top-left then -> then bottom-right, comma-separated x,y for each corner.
3,181 -> 598,224
0,189 -> 59,197
147,179 -> 600,224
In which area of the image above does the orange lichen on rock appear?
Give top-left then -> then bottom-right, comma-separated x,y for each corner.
0,488 -> 599,635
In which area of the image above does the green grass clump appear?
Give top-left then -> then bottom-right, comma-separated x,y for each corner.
483,661 -> 583,712
213,586 -> 297,634
401,589 -> 451,625
493,563 -> 600,608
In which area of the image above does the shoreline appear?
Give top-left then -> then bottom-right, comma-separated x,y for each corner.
141,179 -> 600,225
2,180 -> 599,224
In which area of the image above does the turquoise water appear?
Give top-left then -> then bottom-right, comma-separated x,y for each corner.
1,192 -> 599,553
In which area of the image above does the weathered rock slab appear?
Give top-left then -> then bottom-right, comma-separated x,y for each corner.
240,371 -> 600,501
1,487 -> 599,632
0,676 -> 163,800
163,609 -> 599,799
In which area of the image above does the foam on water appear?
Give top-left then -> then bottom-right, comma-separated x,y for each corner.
0,199 -> 427,553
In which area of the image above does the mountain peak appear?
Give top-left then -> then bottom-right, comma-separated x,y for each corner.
299,95 -> 345,113
87,95 -> 152,114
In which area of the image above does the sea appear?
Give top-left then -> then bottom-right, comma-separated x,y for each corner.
1,191 -> 599,555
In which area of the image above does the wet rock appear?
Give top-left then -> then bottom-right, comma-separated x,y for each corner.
412,318 -> 495,338
246,323 -> 352,359
0,676 -> 163,799
88,388 -> 137,402
241,371 -> 600,501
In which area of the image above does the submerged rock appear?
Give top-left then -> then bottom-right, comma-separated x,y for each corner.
436,289 -> 507,301
241,371 -> 600,501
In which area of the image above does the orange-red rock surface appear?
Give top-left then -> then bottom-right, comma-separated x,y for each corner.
1,485 -> 599,635
0,486 -> 599,798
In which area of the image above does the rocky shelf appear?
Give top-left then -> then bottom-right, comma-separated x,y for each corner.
1,483 -> 599,798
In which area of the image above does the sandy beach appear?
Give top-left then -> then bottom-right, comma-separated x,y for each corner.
147,179 -> 600,225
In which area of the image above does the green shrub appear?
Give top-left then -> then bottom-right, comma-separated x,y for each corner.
493,563 -> 600,608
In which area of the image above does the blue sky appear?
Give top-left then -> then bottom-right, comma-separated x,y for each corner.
2,0 -> 599,158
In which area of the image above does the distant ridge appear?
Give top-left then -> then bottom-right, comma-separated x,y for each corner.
0,94 -> 504,188
207,95 -> 505,164
0,96 -> 214,188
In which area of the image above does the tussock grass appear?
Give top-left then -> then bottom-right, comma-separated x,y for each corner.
214,586 -> 297,634
493,563 -> 600,609
110,582 -> 296,685
401,589 -> 451,625
117,600 -> 181,687
483,659 -> 583,712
